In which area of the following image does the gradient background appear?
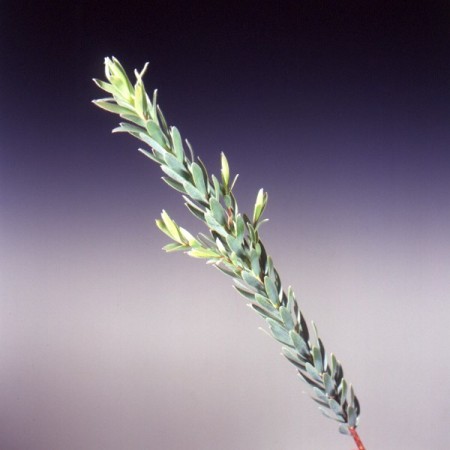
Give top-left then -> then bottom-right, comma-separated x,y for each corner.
1,1 -> 449,449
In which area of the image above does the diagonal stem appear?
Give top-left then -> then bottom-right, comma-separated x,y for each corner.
349,427 -> 366,450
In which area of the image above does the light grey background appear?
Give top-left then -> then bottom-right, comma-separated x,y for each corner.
2,181 -> 449,449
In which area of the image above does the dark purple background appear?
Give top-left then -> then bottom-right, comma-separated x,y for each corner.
1,2 -> 449,449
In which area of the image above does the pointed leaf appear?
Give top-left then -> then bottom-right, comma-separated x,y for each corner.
264,276 -> 279,306
164,152 -> 188,176
266,318 -> 291,346
161,165 -> 188,185
170,126 -> 184,161
191,162 -> 207,195
183,181 -> 206,202
93,99 -> 135,115
289,330 -> 310,360
210,198 -> 226,225
220,152 -> 230,188
161,176 -> 186,194
323,372 -> 335,396
242,271 -> 263,290
279,306 -> 295,330
233,285 -> 255,301
163,243 -> 185,252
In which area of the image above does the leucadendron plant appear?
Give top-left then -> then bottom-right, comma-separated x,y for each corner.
93,57 -> 366,450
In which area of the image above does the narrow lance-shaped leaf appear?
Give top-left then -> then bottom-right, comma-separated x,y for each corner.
221,152 -> 230,191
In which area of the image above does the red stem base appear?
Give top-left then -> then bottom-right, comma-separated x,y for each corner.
349,427 -> 366,450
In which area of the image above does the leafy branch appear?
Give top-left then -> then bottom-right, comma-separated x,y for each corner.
93,57 -> 366,448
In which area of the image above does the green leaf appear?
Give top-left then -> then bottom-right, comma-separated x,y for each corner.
264,276 -> 279,306
138,132 -> 168,155
220,152 -> 230,189
92,99 -> 135,115
215,263 -> 239,278
161,176 -> 186,194
323,372 -> 335,396
183,181 -> 206,202
289,330 -> 310,360
163,242 -> 185,252
287,286 -> 295,311
347,405 -> 357,427
266,318 -> 291,346
226,235 -> 243,255
185,203 -> 204,221
146,120 -> 168,147
92,78 -> 118,95
254,294 -> 279,314
279,306 -> 295,330
112,121 -> 144,135
151,89 -> 158,122
242,271 -> 263,290
255,218 -> 269,231
197,233 -> 216,249
230,173 -> 239,190
204,212 -> 227,237
170,126 -> 184,161
334,362 -> 344,386
183,197 -> 205,221
187,247 -> 219,259
138,148 -> 163,164
318,339 -> 327,369
250,249 -> 261,276
164,152 -> 188,176
104,57 -> 134,99
210,198 -> 226,225
313,387 -> 329,404
246,221 -> 258,243
264,255 -> 274,278
318,407 -> 345,423
329,353 -> 338,378
179,227 -> 195,245
161,165 -> 189,185
298,311 -> 310,342
298,371 -> 323,390
121,113 -> 147,127
306,362 -> 321,382
157,105 -> 170,134
312,346 -> 324,374
185,138 -> 195,161
350,384 -> 355,406
215,237 -> 227,254
161,210 -> 181,243
110,57 -> 135,94
329,398 -> 344,417
282,347 -> 306,370
191,162 -> 207,195
253,188 -> 266,223
235,214 -> 245,238
155,219 -> 173,240
109,74 -> 133,101
338,378 -> 348,404
339,425 -> 350,435
134,80 -> 148,118
211,175 -> 222,200
250,303 -> 281,323
233,285 -> 255,301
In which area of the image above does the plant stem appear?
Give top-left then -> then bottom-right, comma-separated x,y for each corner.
349,427 -> 366,450
93,56 -> 365,445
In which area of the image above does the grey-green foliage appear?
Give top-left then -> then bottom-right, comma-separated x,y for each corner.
93,57 -> 361,435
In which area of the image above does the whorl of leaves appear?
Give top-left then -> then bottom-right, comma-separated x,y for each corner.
93,57 -> 361,435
